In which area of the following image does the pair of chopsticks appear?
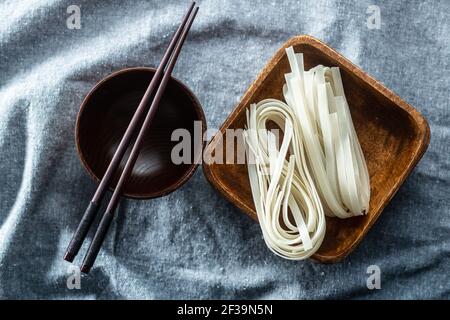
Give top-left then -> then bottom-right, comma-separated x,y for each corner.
64,2 -> 199,273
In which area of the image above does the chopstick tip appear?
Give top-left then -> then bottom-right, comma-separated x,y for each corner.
63,252 -> 75,263
80,264 -> 91,274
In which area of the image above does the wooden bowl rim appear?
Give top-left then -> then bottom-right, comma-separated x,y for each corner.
202,35 -> 430,263
76,67 -> 207,199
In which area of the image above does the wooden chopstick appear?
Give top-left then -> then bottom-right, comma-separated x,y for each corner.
64,1 -> 197,264
79,6 -> 199,274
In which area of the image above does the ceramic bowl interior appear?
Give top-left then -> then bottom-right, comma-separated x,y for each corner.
76,67 -> 205,199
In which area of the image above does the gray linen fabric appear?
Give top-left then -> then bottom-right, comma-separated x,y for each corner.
0,0 -> 448,299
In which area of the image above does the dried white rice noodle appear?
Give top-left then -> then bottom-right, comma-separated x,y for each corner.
243,46 -> 370,259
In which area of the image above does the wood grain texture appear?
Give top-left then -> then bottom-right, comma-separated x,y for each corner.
76,67 -> 206,199
202,35 -> 430,263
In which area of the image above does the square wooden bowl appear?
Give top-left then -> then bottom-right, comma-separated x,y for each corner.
203,35 -> 430,263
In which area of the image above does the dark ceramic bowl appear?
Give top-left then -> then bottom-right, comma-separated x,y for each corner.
76,67 -> 206,199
